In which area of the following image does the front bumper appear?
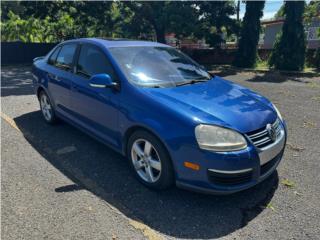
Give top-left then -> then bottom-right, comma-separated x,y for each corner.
175,120 -> 287,195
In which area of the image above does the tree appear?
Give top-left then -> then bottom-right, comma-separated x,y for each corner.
304,0 -> 320,24
304,1 -> 319,70
1,1 -> 119,42
1,1 -> 25,21
194,1 -> 238,48
20,1 -> 116,39
313,28 -> 320,70
1,11 -> 45,42
274,4 -> 285,19
125,1 -> 198,43
1,10 -> 77,43
268,1 -> 306,71
233,1 -> 265,68
277,1 -> 320,22
116,2 -> 154,40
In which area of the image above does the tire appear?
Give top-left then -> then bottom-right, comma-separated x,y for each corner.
127,130 -> 174,190
39,90 -> 57,124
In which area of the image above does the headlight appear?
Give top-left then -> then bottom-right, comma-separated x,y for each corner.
272,103 -> 283,121
195,125 -> 247,152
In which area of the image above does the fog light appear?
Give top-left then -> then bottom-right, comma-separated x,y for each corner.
184,162 -> 200,171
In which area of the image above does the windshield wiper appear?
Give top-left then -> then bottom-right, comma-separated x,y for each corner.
175,78 -> 209,87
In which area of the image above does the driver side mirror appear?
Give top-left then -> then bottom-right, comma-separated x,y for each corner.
89,74 -> 117,89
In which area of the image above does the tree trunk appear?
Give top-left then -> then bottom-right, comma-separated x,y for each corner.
236,0 -> 240,21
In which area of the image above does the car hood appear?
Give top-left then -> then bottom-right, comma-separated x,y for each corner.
143,76 -> 277,133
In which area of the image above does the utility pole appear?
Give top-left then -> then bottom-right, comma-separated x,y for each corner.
237,0 -> 240,22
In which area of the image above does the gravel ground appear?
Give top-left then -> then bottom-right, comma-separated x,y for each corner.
1,65 -> 320,240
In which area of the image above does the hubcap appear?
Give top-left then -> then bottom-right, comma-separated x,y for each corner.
40,94 -> 52,121
131,139 -> 162,183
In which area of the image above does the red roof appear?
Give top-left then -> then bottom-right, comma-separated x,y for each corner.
261,18 -> 285,26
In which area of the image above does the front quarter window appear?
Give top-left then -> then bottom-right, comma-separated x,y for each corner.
48,46 -> 61,65
109,46 -> 211,88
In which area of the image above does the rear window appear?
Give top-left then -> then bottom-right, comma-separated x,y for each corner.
55,44 -> 77,70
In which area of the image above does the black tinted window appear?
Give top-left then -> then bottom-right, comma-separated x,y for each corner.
77,44 -> 115,79
48,46 -> 61,65
56,44 -> 77,70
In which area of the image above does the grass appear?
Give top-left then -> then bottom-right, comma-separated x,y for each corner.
255,60 -> 269,70
254,60 -> 318,73
281,179 -> 295,188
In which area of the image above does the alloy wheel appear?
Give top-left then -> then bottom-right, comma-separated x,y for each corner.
40,93 -> 53,121
131,139 -> 162,183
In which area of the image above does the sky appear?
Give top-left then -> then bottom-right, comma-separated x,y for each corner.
238,0 -> 311,20
238,0 -> 283,20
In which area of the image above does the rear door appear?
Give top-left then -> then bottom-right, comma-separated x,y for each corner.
69,43 -> 121,148
46,43 -> 78,116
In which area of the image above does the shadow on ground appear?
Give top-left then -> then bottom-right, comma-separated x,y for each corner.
14,111 -> 279,239
245,72 -> 312,83
210,65 -> 318,83
209,65 -> 240,77
1,65 -> 34,97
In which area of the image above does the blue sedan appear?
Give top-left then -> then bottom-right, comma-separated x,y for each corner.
32,38 -> 287,194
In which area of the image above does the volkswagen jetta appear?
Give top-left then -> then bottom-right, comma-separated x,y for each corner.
32,38 -> 287,194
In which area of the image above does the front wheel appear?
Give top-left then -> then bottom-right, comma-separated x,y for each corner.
39,91 -> 57,124
127,130 -> 174,190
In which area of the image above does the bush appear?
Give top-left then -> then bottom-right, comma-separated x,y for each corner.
233,1 -> 265,68
268,1 -> 306,71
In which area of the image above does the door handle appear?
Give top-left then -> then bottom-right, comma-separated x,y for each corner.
47,73 -> 60,81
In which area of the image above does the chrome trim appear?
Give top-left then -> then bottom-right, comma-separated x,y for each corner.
89,83 -> 106,88
259,126 -> 285,165
260,156 -> 281,178
249,129 -> 268,139
254,137 -> 271,146
247,118 -> 282,149
208,168 -> 253,174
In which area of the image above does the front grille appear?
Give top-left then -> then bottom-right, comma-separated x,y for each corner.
208,170 -> 253,186
246,118 -> 282,149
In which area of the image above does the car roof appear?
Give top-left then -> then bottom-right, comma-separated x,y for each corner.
62,38 -> 171,48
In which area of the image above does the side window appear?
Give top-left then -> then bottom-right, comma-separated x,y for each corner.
48,46 -> 61,65
55,44 -> 77,71
76,44 -> 116,80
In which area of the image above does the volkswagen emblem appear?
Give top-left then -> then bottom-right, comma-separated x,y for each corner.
266,124 -> 277,142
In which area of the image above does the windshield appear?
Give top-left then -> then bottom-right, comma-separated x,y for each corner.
109,46 -> 211,87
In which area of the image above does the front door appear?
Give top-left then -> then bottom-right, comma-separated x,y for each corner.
70,43 -> 121,148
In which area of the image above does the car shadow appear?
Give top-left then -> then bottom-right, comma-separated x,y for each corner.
14,111 -> 279,239
1,65 -> 34,97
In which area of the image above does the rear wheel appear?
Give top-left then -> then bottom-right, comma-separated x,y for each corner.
127,130 -> 174,190
39,91 -> 57,124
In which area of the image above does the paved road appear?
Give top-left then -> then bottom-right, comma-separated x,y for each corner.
1,65 -> 320,240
